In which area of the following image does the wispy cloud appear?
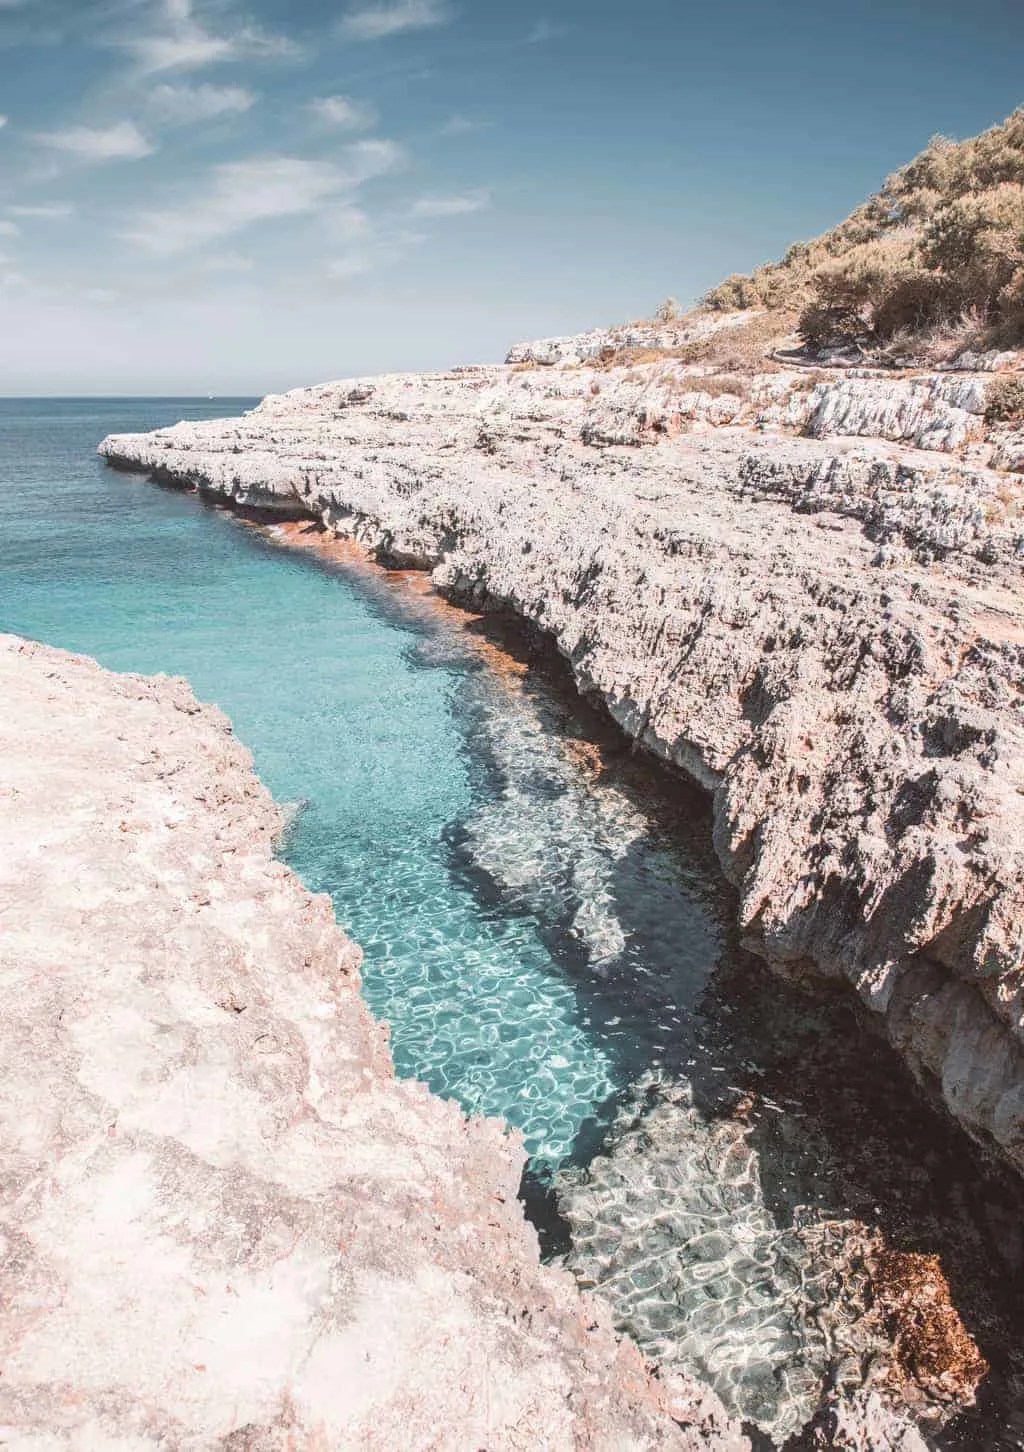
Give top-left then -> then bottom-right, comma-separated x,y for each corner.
126,157 -> 344,254
341,137 -> 405,181
326,224 -> 423,282
9,202 -> 74,219
122,0 -> 296,74
0,220 -> 20,236
308,95 -> 377,130
0,115 -> 8,129
125,143 -> 403,255
340,0 -> 451,41
411,188 -> 489,218
440,113 -> 491,136
323,205 -> 372,243
33,121 -> 153,163
148,82 -> 255,124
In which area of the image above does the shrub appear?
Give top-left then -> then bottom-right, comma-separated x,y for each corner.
700,373 -> 751,398
985,374 -> 1024,424
700,108 -> 1024,352
675,311 -> 798,372
703,274 -> 760,311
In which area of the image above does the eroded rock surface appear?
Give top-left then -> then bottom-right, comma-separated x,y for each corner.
0,633 -> 745,1451
98,351 -> 1024,1180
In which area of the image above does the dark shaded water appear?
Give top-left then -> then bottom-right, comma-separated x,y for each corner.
1,399 -> 1021,1446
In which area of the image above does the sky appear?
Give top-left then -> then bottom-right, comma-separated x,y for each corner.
0,0 -> 1022,394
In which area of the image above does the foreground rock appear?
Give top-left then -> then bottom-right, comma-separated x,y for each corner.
100,346 -> 1024,1182
0,633 -> 744,1450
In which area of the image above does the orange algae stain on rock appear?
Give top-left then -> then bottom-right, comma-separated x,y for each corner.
871,1249 -> 989,1408
264,519 -> 533,686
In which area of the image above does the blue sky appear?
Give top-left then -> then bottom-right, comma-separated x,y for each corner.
0,0 -> 1022,394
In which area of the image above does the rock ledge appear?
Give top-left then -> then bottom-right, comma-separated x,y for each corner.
0,632 -> 744,1451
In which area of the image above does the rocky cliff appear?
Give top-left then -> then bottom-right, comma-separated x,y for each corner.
99,337 -> 1024,1183
0,632 -> 744,1450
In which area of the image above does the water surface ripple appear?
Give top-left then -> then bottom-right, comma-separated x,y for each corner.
2,399 -> 1023,1448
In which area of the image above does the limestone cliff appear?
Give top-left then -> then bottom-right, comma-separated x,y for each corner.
0,633 -> 744,1450
99,340 -> 1024,1181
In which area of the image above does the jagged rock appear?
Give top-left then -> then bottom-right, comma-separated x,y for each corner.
505,310 -> 762,367
98,354 -> 1024,1180
0,633 -> 746,1451
804,375 -> 988,453
808,1391 -> 929,1451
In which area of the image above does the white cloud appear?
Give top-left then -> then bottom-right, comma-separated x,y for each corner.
9,202 -> 73,219
309,95 -> 377,130
128,28 -> 234,72
340,0 -> 451,41
440,114 -> 490,135
340,137 -> 404,182
411,189 -> 489,218
34,121 -> 153,163
148,82 -> 255,124
0,116 -> 8,129
125,145 -> 402,255
0,220 -> 20,236
122,1 -> 296,75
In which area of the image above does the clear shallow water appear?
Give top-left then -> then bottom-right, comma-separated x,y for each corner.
3,399 -> 1024,1448
0,398 -> 722,1172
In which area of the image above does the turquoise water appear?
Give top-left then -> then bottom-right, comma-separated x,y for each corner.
4,398 -> 1022,1446
0,397 -> 720,1172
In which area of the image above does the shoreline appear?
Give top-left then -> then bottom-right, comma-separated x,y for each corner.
153,484 -> 1024,1442
0,630 -> 748,1451
98,359 -> 1024,1185
16,423 -> 1019,1443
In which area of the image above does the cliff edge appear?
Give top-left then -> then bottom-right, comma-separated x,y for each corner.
99,333 -> 1024,1182
0,633 -> 743,1450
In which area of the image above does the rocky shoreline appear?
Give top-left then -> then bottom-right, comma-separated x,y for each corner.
99,329 -> 1024,1184
0,632 -> 746,1449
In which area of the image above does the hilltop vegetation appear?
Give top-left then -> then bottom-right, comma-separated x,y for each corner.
702,108 -> 1024,359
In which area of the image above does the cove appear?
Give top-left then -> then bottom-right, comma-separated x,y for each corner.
2,399 -> 1024,1448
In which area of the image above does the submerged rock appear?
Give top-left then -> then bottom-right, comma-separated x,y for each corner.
556,1078 -> 986,1443
0,633 -> 745,1451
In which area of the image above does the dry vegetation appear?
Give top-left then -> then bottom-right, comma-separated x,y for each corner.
701,108 -> 1024,355
698,372 -> 752,398
985,372 -> 1024,423
596,312 -> 799,376
673,310 -> 799,371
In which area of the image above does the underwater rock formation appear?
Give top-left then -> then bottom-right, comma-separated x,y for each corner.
0,633 -> 745,1451
100,342 -> 1024,1184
